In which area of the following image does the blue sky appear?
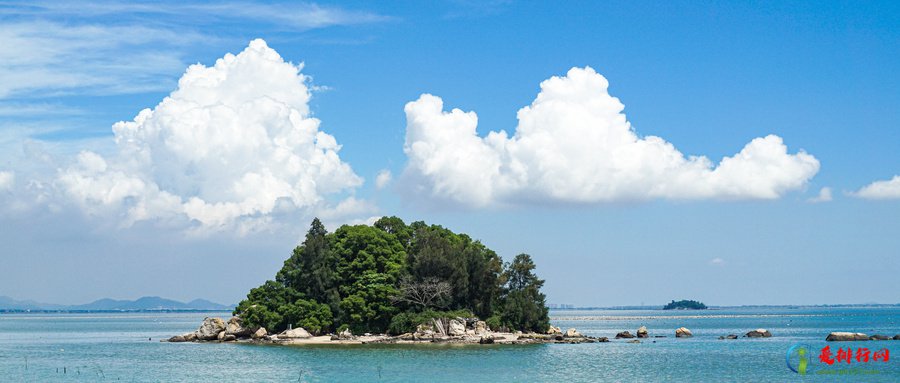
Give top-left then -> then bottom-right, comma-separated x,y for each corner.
0,1 -> 898,306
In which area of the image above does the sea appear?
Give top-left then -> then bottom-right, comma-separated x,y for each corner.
1,307 -> 898,382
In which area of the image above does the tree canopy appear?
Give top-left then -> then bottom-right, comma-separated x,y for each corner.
234,217 -> 551,334
663,299 -> 708,310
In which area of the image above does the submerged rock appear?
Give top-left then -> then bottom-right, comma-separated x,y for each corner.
627,339 -> 640,344
597,337 -> 609,342
636,326 -> 648,338
826,332 -> 869,341
197,317 -> 226,340
718,334 -> 739,340
745,329 -> 772,338
615,331 -> 635,339
675,327 -> 692,338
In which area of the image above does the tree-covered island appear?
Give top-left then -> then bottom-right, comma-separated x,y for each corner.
231,216 -> 550,336
663,300 -> 708,310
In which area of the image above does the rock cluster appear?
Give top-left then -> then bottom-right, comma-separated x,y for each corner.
745,329 -> 772,338
825,332 -> 900,342
636,326 -> 648,338
675,327 -> 692,338
615,331 -> 635,339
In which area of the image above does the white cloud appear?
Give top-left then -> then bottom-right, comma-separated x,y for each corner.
55,39 -> 365,233
402,67 -> 820,207
0,171 -> 14,191
807,187 -> 833,203
852,176 -> 900,200
375,169 -> 392,189
709,257 -> 725,266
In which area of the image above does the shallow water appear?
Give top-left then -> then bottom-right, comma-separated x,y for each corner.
1,307 -> 898,382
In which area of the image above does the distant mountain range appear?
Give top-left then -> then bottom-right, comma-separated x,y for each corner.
0,296 -> 234,312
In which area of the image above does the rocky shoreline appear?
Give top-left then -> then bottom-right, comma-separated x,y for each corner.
165,317 -> 900,346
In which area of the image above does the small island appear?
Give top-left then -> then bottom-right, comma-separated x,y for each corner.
663,299 -> 707,310
168,217 -> 598,345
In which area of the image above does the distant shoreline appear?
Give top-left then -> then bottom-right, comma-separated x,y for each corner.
0,309 -> 234,314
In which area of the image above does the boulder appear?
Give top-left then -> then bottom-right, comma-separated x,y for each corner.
615,331 -> 635,339
167,334 -> 187,342
217,331 -> 226,341
718,334 -> 738,340
870,334 -> 891,341
223,334 -> 237,342
547,326 -> 562,335
280,327 -> 312,339
196,317 -> 226,340
597,337 -> 609,342
675,327 -> 692,338
251,327 -> 267,339
225,316 -> 252,337
894,335 -> 900,340
746,329 -> 772,338
637,326 -> 648,338
449,319 -> 466,336
565,328 -> 582,337
332,328 -> 354,340
479,335 -> 495,344
475,321 -> 488,335
826,332 -> 869,341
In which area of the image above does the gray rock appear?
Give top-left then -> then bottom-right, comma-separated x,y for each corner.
745,329 -> 772,338
280,328 -> 312,339
167,334 -> 187,342
894,335 -> 900,340
616,331 -> 635,339
223,334 -> 237,342
627,339 -> 640,344
597,337 -> 609,342
826,332 -> 869,341
546,326 -> 562,335
217,331 -> 226,341
718,334 -> 738,340
637,326 -> 648,338
225,316 -> 252,337
449,319 -> 466,336
479,335 -> 495,344
475,321 -> 488,335
196,317 -> 226,340
870,334 -> 891,340
675,327 -> 692,338
251,327 -> 267,339
565,328 -> 582,337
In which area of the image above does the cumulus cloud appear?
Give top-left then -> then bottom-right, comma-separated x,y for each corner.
709,257 -> 725,266
402,67 -> 820,207
56,39 -> 365,233
0,171 -> 14,191
852,176 -> 900,200
807,187 -> 833,203
375,169 -> 392,189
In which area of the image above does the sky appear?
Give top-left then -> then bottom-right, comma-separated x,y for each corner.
0,0 -> 898,307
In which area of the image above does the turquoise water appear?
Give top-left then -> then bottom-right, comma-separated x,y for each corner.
1,308 -> 898,382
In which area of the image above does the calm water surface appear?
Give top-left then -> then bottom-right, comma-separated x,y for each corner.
1,308 -> 898,382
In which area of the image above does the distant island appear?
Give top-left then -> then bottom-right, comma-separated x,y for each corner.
663,299 -> 708,310
0,295 -> 233,312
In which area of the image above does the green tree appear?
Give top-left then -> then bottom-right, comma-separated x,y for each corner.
499,254 -> 550,333
332,224 -> 406,333
276,218 -> 340,313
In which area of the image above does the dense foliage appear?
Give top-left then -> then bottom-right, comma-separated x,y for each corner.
663,299 -> 708,310
234,217 -> 550,334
